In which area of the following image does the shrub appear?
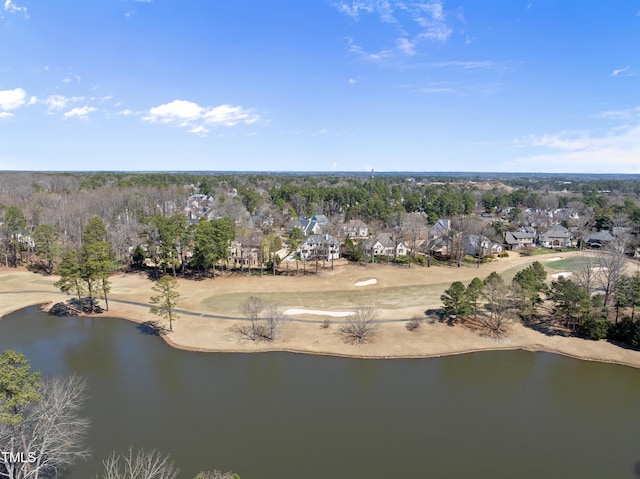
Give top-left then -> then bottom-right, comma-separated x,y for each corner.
405,319 -> 421,332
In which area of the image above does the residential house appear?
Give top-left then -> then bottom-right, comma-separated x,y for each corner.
464,234 -> 503,257
229,231 -> 264,268
584,230 -> 615,249
429,218 -> 450,239
363,233 -> 407,257
426,235 -> 452,258
298,234 -> 340,261
290,218 -> 322,236
504,231 -> 535,250
340,219 -> 369,240
311,215 -> 330,228
537,225 -> 573,248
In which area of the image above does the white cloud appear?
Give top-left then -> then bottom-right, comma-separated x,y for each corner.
63,106 -> 96,120
0,112 -> 15,119
333,1 -> 374,19
189,126 -> 209,137
143,99 -> 260,135
348,78 -> 357,84
396,37 -> 415,56
431,60 -> 496,70
312,128 -> 328,137
346,37 -> 393,62
44,95 -> 86,113
510,117 -> 640,173
0,88 -> 26,110
336,1 -> 459,61
4,0 -> 28,16
116,109 -> 136,116
611,66 -> 630,77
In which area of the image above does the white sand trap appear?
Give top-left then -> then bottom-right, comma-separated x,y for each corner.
545,257 -> 563,262
590,266 -> 608,272
354,278 -> 377,287
283,309 -> 355,317
551,272 -> 573,279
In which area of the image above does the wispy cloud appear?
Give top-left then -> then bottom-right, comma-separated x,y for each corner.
430,60 -> 497,70
64,106 -> 96,120
0,112 -> 14,119
143,99 -> 260,136
116,109 -> 137,116
0,87 -> 26,110
611,66 -> 631,77
4,0 -> 28,16
335,1 -> 461,61
510,111 -> 640,173
44,94 -> 84,112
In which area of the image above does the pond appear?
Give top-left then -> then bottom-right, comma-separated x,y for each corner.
1,307 -> 640,479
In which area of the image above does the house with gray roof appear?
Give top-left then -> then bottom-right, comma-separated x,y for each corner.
363,233 -> 407,257
584,230 -> 615,249
504,231 -> 535,250
298,234 -> 340,261
537,225 -> 573,248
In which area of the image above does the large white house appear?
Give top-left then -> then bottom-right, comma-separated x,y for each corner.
298,234 -> 340,261
363,233 -> 407,257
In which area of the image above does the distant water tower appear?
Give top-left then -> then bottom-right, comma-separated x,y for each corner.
371,168 -> 374,179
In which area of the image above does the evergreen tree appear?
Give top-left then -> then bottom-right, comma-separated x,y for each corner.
0,350 -> 41,426
150,275 -> 180,332
441,281 -> 472,319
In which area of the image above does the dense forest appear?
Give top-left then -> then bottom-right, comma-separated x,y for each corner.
1,171 -> 640,268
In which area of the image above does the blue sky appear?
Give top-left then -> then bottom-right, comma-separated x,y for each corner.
1,1 -> 639,173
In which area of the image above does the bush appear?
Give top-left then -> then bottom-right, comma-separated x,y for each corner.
405,319 -> 421,332
579,316 -> 609,340
607,317 -> 640,348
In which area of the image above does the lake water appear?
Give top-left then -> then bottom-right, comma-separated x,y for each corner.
1,306 -> 640,479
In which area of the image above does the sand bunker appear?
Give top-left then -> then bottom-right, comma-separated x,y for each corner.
551,272 -> 573,279
545,257 -> 563,262
590,266 -> 608,272
354,279 -> 377,287
283,309 -> 355,317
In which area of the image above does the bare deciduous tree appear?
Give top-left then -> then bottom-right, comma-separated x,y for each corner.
97,448 -> 179,479
597,236 -> 630,307
0,375 -> 90,479
469,272 -> 513,338
573,254 -> 600,294
233,296 -> 281,342
337,306 -> 379,345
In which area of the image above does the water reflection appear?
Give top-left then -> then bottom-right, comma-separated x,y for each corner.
1,308 -> 640,479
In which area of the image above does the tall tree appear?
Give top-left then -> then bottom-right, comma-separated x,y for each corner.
150,275 -> 180,332
32,223 -> 61,274
81,216 -> 114,310
441,281 -> 471,319
2,205 -> 27,268
549,277 -> 591,331
0,372 -> 90,479
55,249 -> 85,300
466,277 -> 484,318
512,262 -> 547,318
0,350 -> 41,426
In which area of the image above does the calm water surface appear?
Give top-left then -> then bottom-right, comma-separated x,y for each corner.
1,307 -> 640,479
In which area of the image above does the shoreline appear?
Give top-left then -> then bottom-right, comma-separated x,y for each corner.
4,297 -> 639,371
2,255 -> 640,370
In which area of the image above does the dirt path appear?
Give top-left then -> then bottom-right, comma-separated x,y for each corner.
2,252 -> 640,368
